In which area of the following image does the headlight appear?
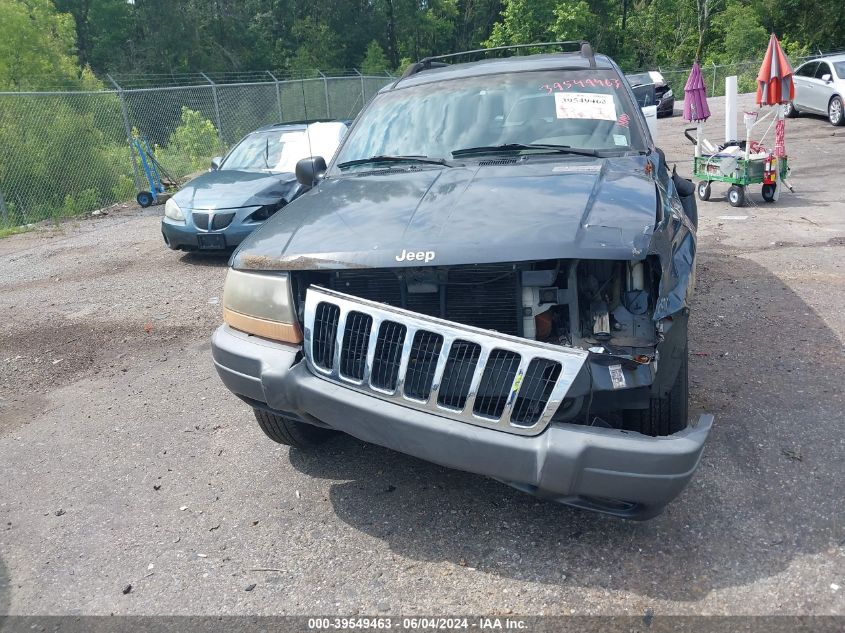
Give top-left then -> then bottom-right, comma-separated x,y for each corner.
222,269 -> 302,343
164,198 -> 184,221
663,89 -> 673,99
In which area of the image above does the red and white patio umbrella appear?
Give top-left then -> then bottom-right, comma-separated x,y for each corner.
756,33 -> 794,199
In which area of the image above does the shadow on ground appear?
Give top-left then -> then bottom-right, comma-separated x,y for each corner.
178,251 -> 231,267
289,252 -> 843,602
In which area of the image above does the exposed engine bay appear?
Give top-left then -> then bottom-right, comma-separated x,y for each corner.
290,258 -> 665,358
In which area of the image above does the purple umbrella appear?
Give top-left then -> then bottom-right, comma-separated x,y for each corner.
684,61 -> 710,156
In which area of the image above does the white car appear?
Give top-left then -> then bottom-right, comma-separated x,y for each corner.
786,54 -> 845,126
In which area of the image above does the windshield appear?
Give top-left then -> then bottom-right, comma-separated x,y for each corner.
222,130 -> 303,172
334,69 -> 647,169
626,73 -> 652,86
222,122 -> 347,173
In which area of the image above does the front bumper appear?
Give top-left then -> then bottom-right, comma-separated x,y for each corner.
657,95 -> 675,117
212,325 -> 712,519
161,212 -> 261,251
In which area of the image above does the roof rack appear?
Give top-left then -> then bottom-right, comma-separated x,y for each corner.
806,48 -> 845,60
400,41 -> 596,79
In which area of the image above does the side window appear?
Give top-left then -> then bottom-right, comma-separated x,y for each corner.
797,62 -> 818,78
814,62 -> 832,80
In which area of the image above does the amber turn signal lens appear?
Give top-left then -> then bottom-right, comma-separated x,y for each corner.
223,307 -> 303,344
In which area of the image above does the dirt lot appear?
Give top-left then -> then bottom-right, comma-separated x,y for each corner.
1,94 -> 843,616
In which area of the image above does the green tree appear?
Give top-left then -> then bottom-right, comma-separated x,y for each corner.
0,0 -> 80,89
485,0 -> 557,48
289,19 -> 346,74
709,0 -> 768,64
361,40 -> 391,74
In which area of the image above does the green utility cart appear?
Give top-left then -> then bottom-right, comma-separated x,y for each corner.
685,127 -> 790,207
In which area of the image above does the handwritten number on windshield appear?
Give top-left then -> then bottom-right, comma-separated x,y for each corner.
539,78 -> 622,94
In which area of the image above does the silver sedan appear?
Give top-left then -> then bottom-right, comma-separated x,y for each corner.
786,54 -> 845,126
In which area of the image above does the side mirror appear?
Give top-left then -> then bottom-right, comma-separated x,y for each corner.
296,156 -> 327,187
210,156 -> 222,171
822,73 -> 832,83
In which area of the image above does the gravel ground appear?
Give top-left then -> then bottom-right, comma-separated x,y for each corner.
0,94 -> 843,617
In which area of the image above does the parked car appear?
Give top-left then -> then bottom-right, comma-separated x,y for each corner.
626,70 -> 674,117
212,42 -> 711,519
161,121 -> 348,251
786,54 -> 845,126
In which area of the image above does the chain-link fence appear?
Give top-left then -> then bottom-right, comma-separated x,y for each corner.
0,58 -> 825,230
645,57 -> 815,99
0,70 -> 395,229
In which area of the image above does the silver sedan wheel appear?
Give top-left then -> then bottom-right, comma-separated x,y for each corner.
830,97 -> 844,126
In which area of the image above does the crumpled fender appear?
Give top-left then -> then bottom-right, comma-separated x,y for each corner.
651,167 -> 697,321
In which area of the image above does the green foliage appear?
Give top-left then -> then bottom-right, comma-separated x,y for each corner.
60,187 -> 99,217
0,92 -> 135,227
0,0 -> 80,89
485,0 -> 557,48
21,0 -> 839,78
111,174 -> 136,202
170,107 -> 220,169
362,41 -> 391,74
152,107 -> 221,178
552,1 -> 595,42
289,20 -> 346,74
709,1 -> 769,65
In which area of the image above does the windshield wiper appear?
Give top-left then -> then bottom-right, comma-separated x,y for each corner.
337,155 -> 452,169
451,143 -> 601,158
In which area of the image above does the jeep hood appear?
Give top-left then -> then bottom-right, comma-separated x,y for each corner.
173,170 -> 299,211
232,156 -> 658,270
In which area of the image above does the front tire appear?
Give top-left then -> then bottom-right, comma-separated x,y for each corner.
624,341 -> 689,437
784,101 -> 799,118
829,96 -> 844,126
728,185 -> 745,207
253,409 -> 335,449
697,181 -> 711,201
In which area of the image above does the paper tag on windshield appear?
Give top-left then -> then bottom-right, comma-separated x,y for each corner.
554,92 -> 617,121
613,134 -> 628,146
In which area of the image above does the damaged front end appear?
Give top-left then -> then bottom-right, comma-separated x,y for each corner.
288,246 -> 694,436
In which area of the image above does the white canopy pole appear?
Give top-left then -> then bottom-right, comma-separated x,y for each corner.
725,76 -> 738,143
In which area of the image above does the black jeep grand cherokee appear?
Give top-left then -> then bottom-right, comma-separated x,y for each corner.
212,42 -> 712,519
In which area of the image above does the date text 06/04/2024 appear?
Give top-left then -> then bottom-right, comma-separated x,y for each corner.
307,617 -> 529,630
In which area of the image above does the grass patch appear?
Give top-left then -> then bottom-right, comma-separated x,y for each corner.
0,224 -> 35,239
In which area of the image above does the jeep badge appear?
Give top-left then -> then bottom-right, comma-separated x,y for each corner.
395,249 -> 435,263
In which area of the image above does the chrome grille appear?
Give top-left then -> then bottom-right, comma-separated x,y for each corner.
437,341 -> 481,410
404,331 -> 443,400
473,349 -> 521,419
370,321 -> 406,391
303,286 -> 588,436
312,302 -> 339,370
511,358 -> 563,426
339,311 -> 372,380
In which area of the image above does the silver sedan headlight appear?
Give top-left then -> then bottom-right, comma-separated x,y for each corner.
164,198 -> 184,221
222,269 -> 301,343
